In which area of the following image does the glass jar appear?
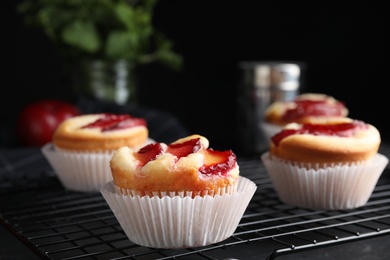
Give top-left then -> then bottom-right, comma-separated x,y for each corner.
72,59 -> 137,105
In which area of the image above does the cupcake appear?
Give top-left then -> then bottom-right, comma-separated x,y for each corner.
100,134 -> 257,248
261,117 -> 388,210
262,93 -> 349,141
42,113 -> 152,192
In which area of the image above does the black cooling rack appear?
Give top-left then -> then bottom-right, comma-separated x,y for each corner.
1,146 -> 390,260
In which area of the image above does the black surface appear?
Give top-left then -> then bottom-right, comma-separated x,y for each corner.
1,145 -> 390,259
0,225 -> 41,260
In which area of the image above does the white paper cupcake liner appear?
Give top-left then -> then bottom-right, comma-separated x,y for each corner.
115,182 -> 238,197
100,176 -> 257,248
41,139 -> 155,192
260,122 -> 283,141
41,143 -> 114,192
261,152 -> 389,210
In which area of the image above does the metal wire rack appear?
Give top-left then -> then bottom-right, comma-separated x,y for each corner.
1,146 -> 390,260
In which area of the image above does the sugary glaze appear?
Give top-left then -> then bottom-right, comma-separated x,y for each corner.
269,117 -> 381,165
110,134 -> 240,196
53,113 -> 148,152
264,93 -> 349,126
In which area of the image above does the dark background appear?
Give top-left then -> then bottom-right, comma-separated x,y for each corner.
3,1 -> 390,153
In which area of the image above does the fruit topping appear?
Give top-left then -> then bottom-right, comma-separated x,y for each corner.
167,138 -> 202,158
272,120 -> 368,146
199,149 -> 236,176
134,143 -> 164,166
82,113 -> 146,131
283,100 -> 346,121
134,136 -> 237,175
103,118 -> 146,131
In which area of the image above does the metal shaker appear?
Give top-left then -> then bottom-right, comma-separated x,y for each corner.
235,61 -> 305,156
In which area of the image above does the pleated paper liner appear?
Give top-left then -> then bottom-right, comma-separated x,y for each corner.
41,139 -> 154,192
100,176 -> 257,248
115,182 -> 238,198
261,152 -> 389,210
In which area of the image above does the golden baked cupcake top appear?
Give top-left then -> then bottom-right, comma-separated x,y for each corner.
53,113 -> 148,152
265,93 -> 349,126
110,134 -> 239,196
269,117 -> 381,165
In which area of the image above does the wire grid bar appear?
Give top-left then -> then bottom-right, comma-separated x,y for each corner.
0,149 -> 390,259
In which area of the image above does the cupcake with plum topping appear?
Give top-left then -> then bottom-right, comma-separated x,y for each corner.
100,134 -> 257,248
42,113 -> 152,192
261,117 -> 388,210
262,93 -> 349,141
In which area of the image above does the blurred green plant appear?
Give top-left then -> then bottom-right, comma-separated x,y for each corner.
17,0 -> 183,71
